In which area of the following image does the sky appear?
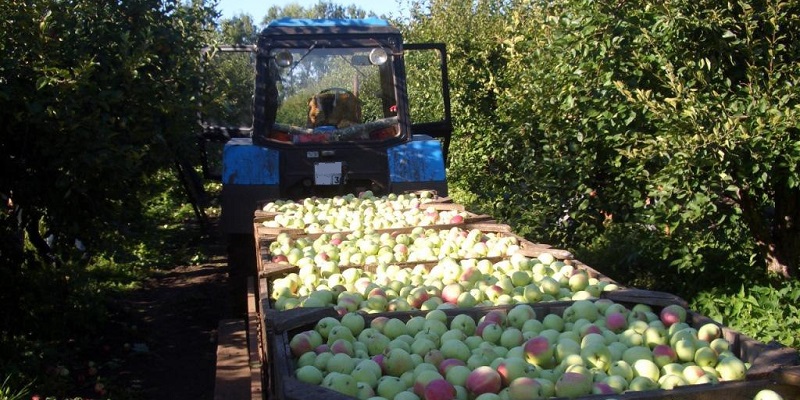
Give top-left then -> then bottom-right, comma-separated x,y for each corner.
215,0 -> 408,22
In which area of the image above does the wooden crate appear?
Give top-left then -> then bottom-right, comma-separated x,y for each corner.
263,290 -> 799,400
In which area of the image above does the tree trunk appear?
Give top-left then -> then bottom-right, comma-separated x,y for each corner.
737,184 -> 798,279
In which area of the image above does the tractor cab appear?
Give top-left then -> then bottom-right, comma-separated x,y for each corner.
200,18 -> 452,234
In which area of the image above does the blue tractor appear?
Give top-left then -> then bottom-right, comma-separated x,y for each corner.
199,17 -> 452,307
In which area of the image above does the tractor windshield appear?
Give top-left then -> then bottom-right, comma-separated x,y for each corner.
266,47 -> 400,144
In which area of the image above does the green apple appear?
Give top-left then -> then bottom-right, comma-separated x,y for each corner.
715,355 -> 746,381
322,371 -> 359,396
296,365 -> 323,385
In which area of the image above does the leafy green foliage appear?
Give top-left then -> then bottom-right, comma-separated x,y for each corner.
693,281 -> 800,348
402,0 -> 800,281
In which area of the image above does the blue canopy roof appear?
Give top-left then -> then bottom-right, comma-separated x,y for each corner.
267,18 -> 391,28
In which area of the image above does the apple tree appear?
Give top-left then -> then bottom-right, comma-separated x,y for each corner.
0,0 -> 216,337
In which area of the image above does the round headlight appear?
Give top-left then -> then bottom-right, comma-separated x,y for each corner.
369,48 -> 389,66
274,51 -> 293,68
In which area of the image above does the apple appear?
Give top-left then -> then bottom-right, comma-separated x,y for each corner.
507,304 -> 536,329
694,346 -> 718,368
581,341 -> 612,371
605,312 -> 628,332
450,314 -> 477,336
652,344 -> 678,367
466,366 -> 502,396
622,346 -> 653,365
507,376 -> 543,400
555,338 -> 581,364
500,328 -> 525,348
322,371 -> 359,397
424,378 -> 457,400
411,337 -> 438,357
715,355 -> 746,381
659,304 -> 687,327
632,359 -> 661,382
554,371 -> 592,398
329,338 -> 355,356
414,369 -> 445,397
290,332 -> 315,357
592,381 -> 616,395
674,338 -> 697,363
603,374 -> 628,393
445,365 -> 472,387
608,360 -> 634,381
681,365 -> 707,383
481,322 -> 504,344
315,316 -> 341,339
643,326 -> 668,348
327,325 -> 356,345
753,389 -> 785,400
658,373 -> 688,389
542,314 -> 565,332
562,300 -> 599,323
326,352 -> 357,374
523,336 -> 554,367
441,339 -> 472,362
384,348 -> 415,376
296,365 -> 323,384
438,358 -> 466,376
377,375 -> 409,399
497,357 -> 536,386
384,318 -> 410,339
710,337 -> 731,354
697,322 -> 722,342
628,376 -> 659,391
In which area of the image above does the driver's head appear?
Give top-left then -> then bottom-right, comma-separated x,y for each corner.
308,92 -> 360,128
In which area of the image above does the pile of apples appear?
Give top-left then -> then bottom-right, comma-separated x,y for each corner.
288,300 -> 751,400
270,251 -> 620,312
269,226 -> 522,268
261,191 -> 468,233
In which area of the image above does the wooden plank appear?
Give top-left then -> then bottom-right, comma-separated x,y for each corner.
214,319 -> 250,400
246,277 -> 263,399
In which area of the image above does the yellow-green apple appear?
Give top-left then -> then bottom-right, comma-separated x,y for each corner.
659,304 -> 687,327
694,346 -> 718,368
441,339 -> 471,362
603,375 -> 628,393
497,357 -> 536,386
581,341 -> 613,371
296,365 -> 323,385
326,352 -> 357,374
608,360 -> 634,382
674,338 -> 697,363
507,376 -> 543,400
715,356 -> 747,381
753,389 -> 785,400
322,371 -> 359,396
376,376 -> 408,399
450,314 -> 477,336
658,373 -> 688,389
445,364 -> 472,387
555,371 -> 592,398
628,376 -> 659,391
632,359 -> 660,382
697,323 -> 722,342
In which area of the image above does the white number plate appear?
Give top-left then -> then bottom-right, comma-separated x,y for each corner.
314,162 -> 343,185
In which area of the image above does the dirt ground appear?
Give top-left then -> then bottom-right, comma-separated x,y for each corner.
104,226 -> 245,400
